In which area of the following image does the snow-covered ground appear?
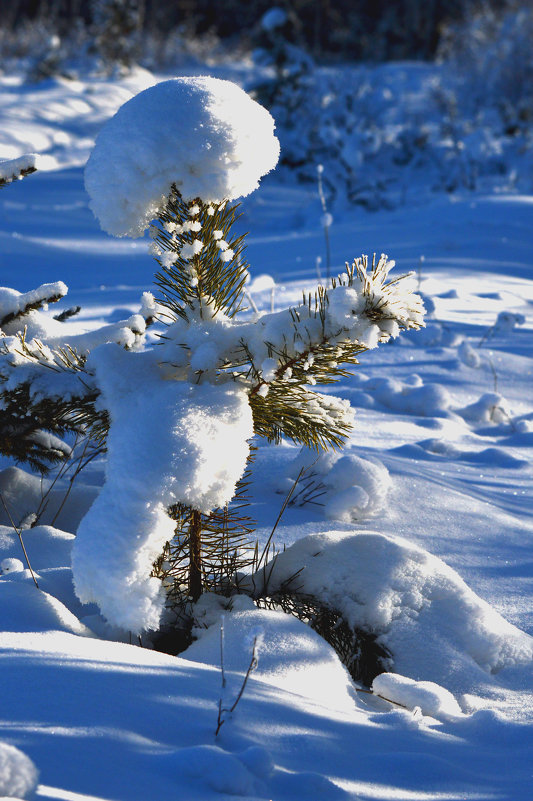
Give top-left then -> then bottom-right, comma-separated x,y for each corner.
0,64 -> 532,800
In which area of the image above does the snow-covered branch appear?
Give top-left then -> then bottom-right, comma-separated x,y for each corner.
0,282 -> 67,331
0,154 -> 37,187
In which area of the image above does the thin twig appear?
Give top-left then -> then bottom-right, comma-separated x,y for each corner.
487,356 -> 499,394
355,687 -> 409,710
215,636 -> 258,736
256,466 -> 306,571
50,440 -> 103,528
229,636 -> 258,713
220,614 -> 226,689
0,493 -> 39,588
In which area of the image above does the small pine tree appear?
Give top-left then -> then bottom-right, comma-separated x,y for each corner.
91,0 -> 144,72
0,79 -> 425,634
250,7 -> 314,109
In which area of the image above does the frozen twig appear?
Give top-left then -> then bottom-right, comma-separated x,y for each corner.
0,494 -> 39,588
215,635 -> 258,736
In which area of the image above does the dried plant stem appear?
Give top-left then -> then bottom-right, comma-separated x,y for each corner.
0,493 -> 39,588
215,635 -> 258,736
256,466 -> 306,572
356,687 -> 409,710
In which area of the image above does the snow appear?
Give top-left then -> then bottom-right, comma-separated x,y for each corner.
0,51 -> 532,801
188,593 -> 358,710
0,154 -> 37,183
371,672 -> 463,719
280,447 -> 391,522
260,8 -> 288,32
246,530 -> 533,692
0,282 -> 67,329
0,742 -> 38,800
0,468 -> 97,533
0,577 -> 92,636
0,557 -> 24,574
84,77 -> 280,237
71,345 -> 253,632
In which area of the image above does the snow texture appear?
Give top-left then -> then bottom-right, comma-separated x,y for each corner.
0,742 -> 38,800
249,530 -> 533,692
72,344 -> 253,632
85,77 -> 280,237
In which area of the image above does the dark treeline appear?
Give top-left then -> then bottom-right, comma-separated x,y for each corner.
2,0 -> 507,61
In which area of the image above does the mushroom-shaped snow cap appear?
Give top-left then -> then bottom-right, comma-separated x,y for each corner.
85,76 -> 280,237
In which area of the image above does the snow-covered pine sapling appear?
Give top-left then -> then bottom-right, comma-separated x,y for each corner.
91,0 -> 143,73
2,78 -> 425,636
77,76 -> 424,634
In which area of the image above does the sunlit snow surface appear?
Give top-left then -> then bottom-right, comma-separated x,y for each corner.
0,67 -> 532,800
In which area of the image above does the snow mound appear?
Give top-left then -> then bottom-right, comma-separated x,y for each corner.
458,340 -> 481,368
349,373 -> 453,417
85,76 -> 280,237
72,345 -> 253,633
0,522 -> 75,570
0,558 -> 24,575
160,744 -> 266,797
187,593 -> 359,711
372,672 -> 463,719
281,447 -> 391,522
0,577 -> 92,636
457,392 -> 511,424
0,742 -> 38,800
250,531 -> 533,691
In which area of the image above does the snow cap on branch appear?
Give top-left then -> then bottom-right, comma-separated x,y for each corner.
0,154 -> 37,185
85,76 -> 280,237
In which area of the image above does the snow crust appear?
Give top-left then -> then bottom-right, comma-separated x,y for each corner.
72,345 -> 253,632
85,77 -> 280,237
